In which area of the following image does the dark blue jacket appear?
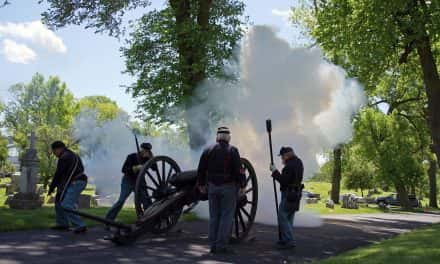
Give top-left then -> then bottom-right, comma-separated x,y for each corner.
197,141 -> 245,187
272,155 -> 303,191
49,149 -> 87,195
122,153 -> 156,185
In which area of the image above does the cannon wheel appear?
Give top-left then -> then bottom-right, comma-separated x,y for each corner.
232,157 -> 258,242
134,156 -> 182,234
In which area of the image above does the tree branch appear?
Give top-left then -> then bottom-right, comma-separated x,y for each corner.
388,96 -> 422,114
397,112 -> 418,130
399,40 -> 415,64
368,99 -> 388,108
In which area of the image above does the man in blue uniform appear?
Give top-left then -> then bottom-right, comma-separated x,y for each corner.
197,127 -> 246,254
105,142 -> 155,221
270,146 -> 304,249
48,141 -> 88,234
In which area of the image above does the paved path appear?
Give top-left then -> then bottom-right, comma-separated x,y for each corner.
1,213 -> 440,264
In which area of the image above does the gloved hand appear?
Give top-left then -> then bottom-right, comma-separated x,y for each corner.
269,164 -> 277,173
133,165 -> 143,173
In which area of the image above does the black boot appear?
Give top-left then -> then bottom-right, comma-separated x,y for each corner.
50,225 -> 70,231
73,226 -> 88,234
216,247 -> 236,255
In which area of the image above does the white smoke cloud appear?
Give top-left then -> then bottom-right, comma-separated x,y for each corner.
193,26 -> 366,226
2,39 -> 36,64
0,20 -> 67,53
73,110 -> 194,203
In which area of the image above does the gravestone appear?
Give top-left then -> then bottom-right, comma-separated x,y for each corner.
325,199 -> 335,209
6,172 -> 20,195
8,132 -> 43,209
78,194 -> 91,209
341,193 -> 359,209
306,198 -> 319,204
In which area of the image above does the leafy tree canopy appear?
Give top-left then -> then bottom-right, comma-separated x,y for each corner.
3,73 -> 79,186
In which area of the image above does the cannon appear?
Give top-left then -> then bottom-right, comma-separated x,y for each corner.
64,155 -> 259,245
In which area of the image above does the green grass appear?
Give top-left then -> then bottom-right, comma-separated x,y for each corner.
304,181 -> 440,214
0,206 -> 137,232
0,176 -> 200,232
0,206 -> 200,232
0,177 -> 10,184
303,181 -> 387,215
0,177 -> 11,207
302,181 -> 440,215
318,224 -> 440,264
304,181 -> 393,200
306,202 -> 385,215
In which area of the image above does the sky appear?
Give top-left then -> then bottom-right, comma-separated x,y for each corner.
0,0 -> 301,117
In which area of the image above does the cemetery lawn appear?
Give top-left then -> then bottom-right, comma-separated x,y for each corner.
0,206 -> 136,232
0,204 -> 199,232
0,177 -> 198,232
0,179 -> 433,231
304,181 -> 386,214
305,202 -> 384,214
304,181 -> 393,200
304,181 -> 440,214
319,223 -> 440,264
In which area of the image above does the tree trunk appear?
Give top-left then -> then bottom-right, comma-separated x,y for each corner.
185,109 -> 210,151
170,0 -> 213,150
395,182 -> 411,210
410,185 -> 416,196
428,156 -> 438,208
331,147 -> 342,203
416,35 -> 440,168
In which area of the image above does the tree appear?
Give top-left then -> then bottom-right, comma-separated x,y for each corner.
0,103 -> 8,172
427,146 -> 438,208
292,0 -> 438,208
293,0 -> 440,169
344,166 -> 375,197
343,146 -> 376,197
78,96 -> 122,122
0,134 -> 8,170
331,146 -> 342,203
3,73 -> 79,186
354,109 -> 425,209
0,0 -> 10,8
311,158 -> 333,182
41,0 -> 247,150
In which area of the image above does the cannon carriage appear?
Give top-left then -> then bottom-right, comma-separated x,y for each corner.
65,155 -> 259,245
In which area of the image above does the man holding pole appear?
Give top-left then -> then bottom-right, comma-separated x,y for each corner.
105,142 -> 155,222
269,146 -> 304,249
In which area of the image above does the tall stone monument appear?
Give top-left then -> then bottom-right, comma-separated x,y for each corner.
8,132 -> 43,209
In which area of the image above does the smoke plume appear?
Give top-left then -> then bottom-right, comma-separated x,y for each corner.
193,26 -> 365,226
73,111 -> 193,203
